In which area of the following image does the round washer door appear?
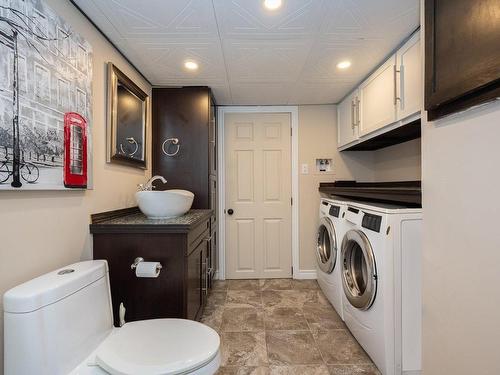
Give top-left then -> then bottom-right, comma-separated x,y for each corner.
341,229 -> 377,310
316,216 -> 337,273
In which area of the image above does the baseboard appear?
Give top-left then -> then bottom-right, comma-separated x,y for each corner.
293,269 -> 317,280
214,270 -> 316,280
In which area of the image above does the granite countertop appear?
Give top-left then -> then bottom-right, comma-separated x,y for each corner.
90,208 -> 213,234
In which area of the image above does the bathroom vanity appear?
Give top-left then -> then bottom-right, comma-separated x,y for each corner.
90,207 -> 213,326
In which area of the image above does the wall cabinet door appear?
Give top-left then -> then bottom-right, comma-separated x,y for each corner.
359,55 -> 397,136
397,31 -> 421,121
337,90 -> 359,148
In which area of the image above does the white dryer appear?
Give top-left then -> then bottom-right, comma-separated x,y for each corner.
340,201 -> 422,375
316,197 -> 350,319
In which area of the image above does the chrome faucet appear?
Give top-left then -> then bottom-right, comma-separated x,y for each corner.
138,175 -> 167,191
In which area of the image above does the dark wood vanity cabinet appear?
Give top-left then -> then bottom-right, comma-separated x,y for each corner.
152,87 -> 218,286
90,209 -> 212,326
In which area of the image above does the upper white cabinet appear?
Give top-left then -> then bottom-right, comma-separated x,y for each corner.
337,89 -> 359,148
358,55 -> 398,136
338,30 -> 421,150
396,31 -> 422,121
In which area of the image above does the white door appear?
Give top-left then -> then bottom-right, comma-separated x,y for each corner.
397,31 -> 422,121
225,112 -> 292,279
337,90 -> 359,148
359,55 -> 397,136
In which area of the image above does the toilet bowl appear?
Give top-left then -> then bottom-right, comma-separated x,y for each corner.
3,260 -> 220,375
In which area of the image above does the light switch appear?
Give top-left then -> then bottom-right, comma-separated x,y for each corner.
301,163 -> 309,174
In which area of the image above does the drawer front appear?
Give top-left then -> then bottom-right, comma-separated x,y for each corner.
187,219 -> 210,253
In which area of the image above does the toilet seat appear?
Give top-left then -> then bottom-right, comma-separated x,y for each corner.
95,319 -> 220,375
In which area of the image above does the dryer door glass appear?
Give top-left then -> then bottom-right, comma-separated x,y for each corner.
341,229 -> 377,310
316,217 -> 337,273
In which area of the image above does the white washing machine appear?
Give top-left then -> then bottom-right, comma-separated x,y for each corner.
340,201 -> 422,375
316,197 -> 351,319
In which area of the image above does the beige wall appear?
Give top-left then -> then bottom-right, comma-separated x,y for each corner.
421,91 -> 500,374
298,105 -> 374,271
373,138 -> 421,181
0,0 -> 151,371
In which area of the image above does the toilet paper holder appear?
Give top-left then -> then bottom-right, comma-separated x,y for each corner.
130,257 -> 163,271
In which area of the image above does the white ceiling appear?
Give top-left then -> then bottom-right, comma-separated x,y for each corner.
73,0 -> 420,105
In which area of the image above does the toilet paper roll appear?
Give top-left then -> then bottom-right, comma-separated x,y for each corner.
135,262 -> 161,278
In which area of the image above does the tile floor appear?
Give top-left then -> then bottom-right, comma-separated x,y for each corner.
201,279 -> 380,375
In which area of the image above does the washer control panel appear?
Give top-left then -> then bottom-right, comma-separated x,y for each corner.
329,205 -> 340,218
361,213 -> 382,233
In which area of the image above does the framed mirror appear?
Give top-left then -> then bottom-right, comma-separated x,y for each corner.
107,62 -> 148,169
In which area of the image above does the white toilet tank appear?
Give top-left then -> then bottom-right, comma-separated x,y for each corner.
3,260 -> 114,375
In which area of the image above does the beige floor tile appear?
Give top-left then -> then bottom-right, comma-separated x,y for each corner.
264,307 -> 309,330
200,306 -> 224,332
221,331 -> 268,366
212,280 -> 229,291
262,290 -> 322,308
291,280 -> 320,290
228,279 -> 261,290
206,291 -> 227,310
269,365 -> 330,375
222,307 -> 265,332
216,366 -> 270,375
327,364 -> 381,375
313,329 -> 372,365
303,305 -> 344,331
226,290 -> 263,308
266,330 -> 323,365
260,279 -> 293,290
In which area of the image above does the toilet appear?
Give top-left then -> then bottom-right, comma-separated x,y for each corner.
3,260 -> 221,375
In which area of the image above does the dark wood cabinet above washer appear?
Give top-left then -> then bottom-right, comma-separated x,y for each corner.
424,0 -> 500,120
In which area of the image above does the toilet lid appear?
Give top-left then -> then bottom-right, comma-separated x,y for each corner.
95,319 -> 220,375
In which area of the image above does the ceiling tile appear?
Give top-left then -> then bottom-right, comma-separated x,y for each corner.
223,39 -> 313,83
230,82 -> 292,105
213,0 -> 324,39
73,0 -> 420,105
90,0 -> 219,38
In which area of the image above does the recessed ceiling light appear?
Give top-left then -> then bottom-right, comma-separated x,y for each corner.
264,0 -> 282,10
336,60 -> 352,69
184,60 -> 198,71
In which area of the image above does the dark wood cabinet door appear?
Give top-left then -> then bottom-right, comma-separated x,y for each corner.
152,87 -> 211,209
424,0 -> 500,120
209,229 -> 217,283
186,239 -> 208,320
93,233 -> 185,326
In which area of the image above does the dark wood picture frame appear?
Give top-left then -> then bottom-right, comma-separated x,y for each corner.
106,62 -> 149,169
424,0 -> 500,121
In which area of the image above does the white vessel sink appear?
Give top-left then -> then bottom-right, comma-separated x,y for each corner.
136,190 -> 194,219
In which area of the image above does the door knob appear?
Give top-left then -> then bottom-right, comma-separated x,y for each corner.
227,209 -> 234,215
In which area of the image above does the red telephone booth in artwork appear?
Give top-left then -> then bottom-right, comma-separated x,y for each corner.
64,112 -> 87,188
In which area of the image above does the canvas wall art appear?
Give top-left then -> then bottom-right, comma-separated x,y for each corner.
0,0 -> 93,190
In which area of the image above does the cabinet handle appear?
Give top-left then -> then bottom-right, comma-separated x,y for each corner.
351,100 -> 356,131
393,65 -> 401,105
399,65 -> 405,110
356,97 -> 360,127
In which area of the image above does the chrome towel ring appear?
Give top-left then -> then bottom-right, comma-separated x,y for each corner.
119,137 -> 139,156
162,137 -> 180,156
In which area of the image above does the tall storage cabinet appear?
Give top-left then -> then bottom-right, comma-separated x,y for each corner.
152,86 -> 218,285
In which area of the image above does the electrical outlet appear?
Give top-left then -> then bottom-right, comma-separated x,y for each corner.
301,163 -> 309,174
